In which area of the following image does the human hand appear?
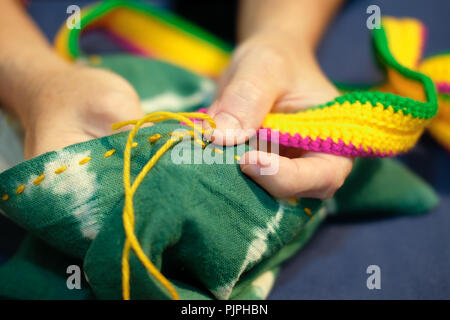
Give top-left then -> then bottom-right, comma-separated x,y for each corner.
208,33 -> 353,199
20,65 -> 145,159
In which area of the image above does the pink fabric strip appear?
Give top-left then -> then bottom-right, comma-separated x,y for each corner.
436,82 -> 450,94
102,29 -> 153,57
258,128 -> 396,158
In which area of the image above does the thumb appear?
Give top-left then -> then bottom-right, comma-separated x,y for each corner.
208,48 -> 289,146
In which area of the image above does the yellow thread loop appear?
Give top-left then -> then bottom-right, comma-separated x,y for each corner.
2,194 -> 8,201
112,111 -> 216,136
15,185 -> 25,194
234,155 -> 241,161
104,149 -> 116,158
170,131 -> 184,138
195,138 -> 206,147
214,148 -> 223,154
131,142 -> 139,148
79,157 -> 91,165
304,208 -> 312,215
54,166 -> 67,174
33,174 -> 45,185
112,111 -> 215,301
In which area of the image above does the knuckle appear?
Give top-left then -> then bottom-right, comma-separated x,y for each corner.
89,90 -> 139,116
257,45 -> 286,68
237,42 -> 288,77
224,78 -> 264,107
320,170 -> 345,200
254,46 -> 288,79
94,91 -> 126,107
110,85 -> 138,102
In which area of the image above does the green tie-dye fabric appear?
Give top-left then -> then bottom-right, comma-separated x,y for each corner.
0,56 -> 439,300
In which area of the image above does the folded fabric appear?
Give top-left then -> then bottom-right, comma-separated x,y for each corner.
0,1 -> 443,300
0,118 -> 438,299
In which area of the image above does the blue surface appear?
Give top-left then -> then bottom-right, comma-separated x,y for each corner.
0,0 -> 449,299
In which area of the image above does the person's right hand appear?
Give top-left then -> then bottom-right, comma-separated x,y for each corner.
208,32 -> 353,200
21,64 -> 145,159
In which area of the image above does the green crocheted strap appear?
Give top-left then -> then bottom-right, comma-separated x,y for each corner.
67,0 -> 232,59
440,93 -> 450,101
312,25 -> 438,120
312,90 -> 435,119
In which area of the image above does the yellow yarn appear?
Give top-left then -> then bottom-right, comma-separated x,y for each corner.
418,55 -> 450,148
381,17 -> 450,150
387,68 -> 427,102
112,111 -> 215,300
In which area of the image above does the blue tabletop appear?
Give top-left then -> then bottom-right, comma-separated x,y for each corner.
0,0 -> 449,299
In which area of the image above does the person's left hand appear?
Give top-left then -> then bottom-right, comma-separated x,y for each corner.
20,64 -> 146,160
208,32 -> 353,199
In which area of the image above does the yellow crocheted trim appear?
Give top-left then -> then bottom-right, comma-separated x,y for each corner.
429,118 -> 450,148
387,68 -> 428,102
419,55 -> 450,84
54,4 -> 230,77
381,18 -> 450,151
418,55 -> 450,149
262,100 -> 430,154
103,8 -> 230,77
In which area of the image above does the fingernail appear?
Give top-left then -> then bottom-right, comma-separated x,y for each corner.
256,152 -> 273,167
212,112 -> 241,145
212,112 -> 256,146
201,120 -> 214,142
